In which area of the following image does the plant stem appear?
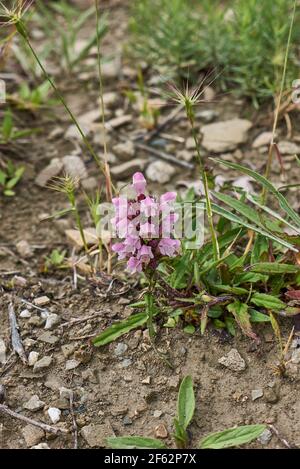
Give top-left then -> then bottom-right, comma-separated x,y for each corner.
262,0 -> 297,203
16,21 -> 104,174
189,120 -> 220,262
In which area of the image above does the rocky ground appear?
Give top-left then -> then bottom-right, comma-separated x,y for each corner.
0,0 -> 300,450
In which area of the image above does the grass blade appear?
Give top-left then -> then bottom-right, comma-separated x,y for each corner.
107,436 -> 166,449
93,312 -> 148,347
199,424 -> 266,449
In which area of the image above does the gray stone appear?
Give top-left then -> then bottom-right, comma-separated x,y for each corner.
218,348 -> 246,372
114,343 -> 128,356
65,359 -> 80,370
35,158 -> 63,187
252,132 -> 273,148
33,356 -> 52,372
110,159 -> 146,179
278,141 -> 300,155
45,373 -> 64,391
61,344 -> 76,359
81,423 -> 111,448
62,155 -> 88,180
251,389 -> 263,401
113,141 -> 135,160
34,296 -> 50,306
120,359 -> 132,368
257,428 -> 272,445
44,314 -> 60,330
22,425 -> 45,447
59,387 -> 73,400
291,348 -> 300,364
23,394 -> 45,411
201,119 -> 252,153
16,240 -> 33,259
197,109 -> 218,123
0,339 -> 6,365
106,115 -> 132,129
146,160 -> 175,183
37,332 -> 59,345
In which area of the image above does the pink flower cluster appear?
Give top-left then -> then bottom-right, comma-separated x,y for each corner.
112,172 -> 180,273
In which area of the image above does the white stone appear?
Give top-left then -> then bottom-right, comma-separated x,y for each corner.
201,119 -> 252,153
277,141 -> 300,155
48,407 -> 61,424
146,161 -> 175,183
65,359 -> 80,370
44,314 -> 60,330
252,132 -> 273,148
31,443 -> 50,449
28,351 -> 39,367
20,309 -> 31,318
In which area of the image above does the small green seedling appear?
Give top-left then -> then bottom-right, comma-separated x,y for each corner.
0,160 -> 25,196
107,375 -> 266,449
44,249 -> 67,271
0,110 -> 38,143
13,81 -> 55,110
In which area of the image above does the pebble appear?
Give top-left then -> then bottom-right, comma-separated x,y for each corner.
201,119 -> 252,153
35,158 -> 63,187
113,141 -> 135,160
33,356 -> 52,372
252,132 -> 273,148
278,141 -> 300,155
120,359 -> 132,368
13,275 -> 27,287
142,376 -> 151,385
22,425 -> 45,447
114,343 -> 128,356
34,296 -> 50,307
0,339 -> 6,365
153,410 -> 163,418
38,332 -> 59,345
44,314 -> 60,330
185,136 -> 196,150
123,416 -> 133,426
62,155 -> 88,180
48,407 -> 61,424
65,227 -> 97,249
28,351 -> 39,367
16,240 -> 33,259
81,422 -> 112,448
106,115 -> 132,129
44,374 -> 64,391
20,309 -> 31,318
146,160 -> 175,183
61,344 -> 76,359
177,150 -> 194,162
257,428 -> 272,445
65,359 -> 80,370
291,348 -> 300,364
28,315 -> 44,327
110,159 -> 146,179
155,423 -> 168,439
264,387 -> 279,404
59,387 -> 73,400
31,443 -> 50,449
218,348 -> 246,372
251,389 -> 263,401
23,395 -> 45,411
197,109 -> 218,123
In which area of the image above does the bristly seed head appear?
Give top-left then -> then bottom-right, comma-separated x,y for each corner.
0,0 -> 34,27
48,175 -> 80,204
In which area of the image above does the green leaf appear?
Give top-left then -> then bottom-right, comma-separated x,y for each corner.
234,272 -> 268,285
227,300 -> 258,340
250,309 -> 271,322
251,293 -> 286,310
212,191 -> 264,227
199,424 -> 266,449
3,189 -> 15,196
93,312 -> 148,347
213,284 -> 249,295
177,376 -> 195,431
107,436 -> 166,449
213,159 -> 300,228
249,263 -> 300,274
0,170 -> 7,186
199,202 -> 297,252
183,324 -> 195,334
2,110 -> 13,140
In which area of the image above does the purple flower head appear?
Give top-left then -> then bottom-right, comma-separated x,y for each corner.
111,172 -> 180,273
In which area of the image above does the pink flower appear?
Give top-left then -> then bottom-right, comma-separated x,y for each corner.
111,172 -> 180,273
132,172 -> 146,195
158,238 -> 180,257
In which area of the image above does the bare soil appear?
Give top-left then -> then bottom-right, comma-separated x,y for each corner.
0,0 -> 300,450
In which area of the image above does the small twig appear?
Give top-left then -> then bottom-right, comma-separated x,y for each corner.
0,271 -> 21,276
8,303 -> 27,365
269,424 -> 293,449
134,142 -> 193,170
0,403 -> 68,435
21,299 -> 49,314
60,312 -> 103,329
69,394 -> 78,449
68,334 -> 96,341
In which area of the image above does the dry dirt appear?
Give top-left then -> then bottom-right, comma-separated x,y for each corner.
0,0 -> 300,450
